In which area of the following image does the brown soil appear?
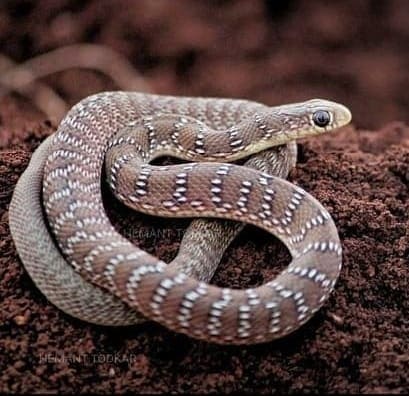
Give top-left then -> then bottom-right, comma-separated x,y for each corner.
0,0 -> 408,394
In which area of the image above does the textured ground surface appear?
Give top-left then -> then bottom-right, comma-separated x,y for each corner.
0,0 -> 408,394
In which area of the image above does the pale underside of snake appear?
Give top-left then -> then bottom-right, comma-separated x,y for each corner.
9,92 -> 351,344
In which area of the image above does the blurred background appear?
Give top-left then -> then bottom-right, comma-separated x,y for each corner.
0,0 -> 408,130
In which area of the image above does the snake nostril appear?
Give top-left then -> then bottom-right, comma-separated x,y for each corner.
312,110 -> 330,127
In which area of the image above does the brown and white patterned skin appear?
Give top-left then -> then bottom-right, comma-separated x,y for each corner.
14,92 -> 352,344
9,134 -> 297,326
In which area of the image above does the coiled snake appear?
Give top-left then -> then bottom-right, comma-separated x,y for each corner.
9,92 -> 351,344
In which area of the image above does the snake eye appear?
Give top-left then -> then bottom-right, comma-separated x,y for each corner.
312,110 -> 331,127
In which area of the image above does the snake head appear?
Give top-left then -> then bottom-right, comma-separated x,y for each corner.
273,98 -> 352,139
306,98 -> 352,131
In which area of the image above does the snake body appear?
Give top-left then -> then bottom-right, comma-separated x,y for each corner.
9,92 -> 351,344
9,134 -> 297,326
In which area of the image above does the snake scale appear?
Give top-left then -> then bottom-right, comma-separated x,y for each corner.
9,92 -> 351,344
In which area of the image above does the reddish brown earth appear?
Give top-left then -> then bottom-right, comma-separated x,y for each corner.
0,0 -> 408,394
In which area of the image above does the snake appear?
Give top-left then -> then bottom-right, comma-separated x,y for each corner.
8,92 -> 351,344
